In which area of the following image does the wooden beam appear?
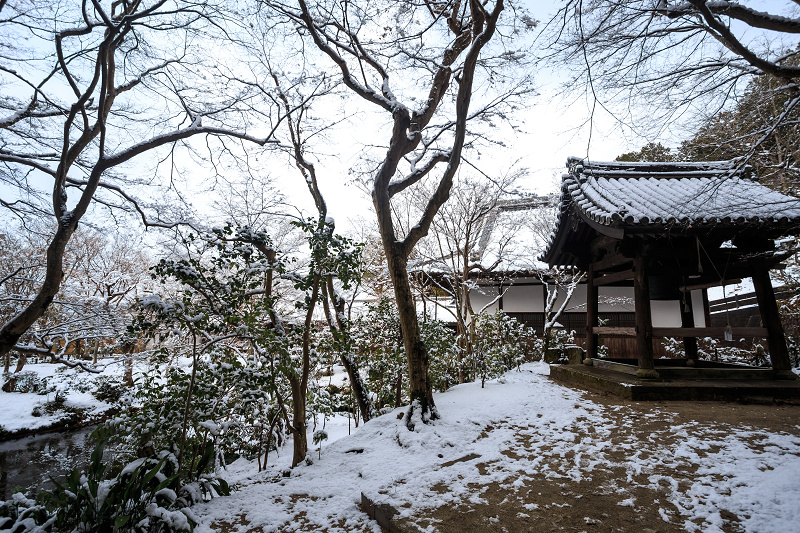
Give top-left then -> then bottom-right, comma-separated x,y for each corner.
633,255 -> 658,378
585,262 -> 599,363
709,296 -> 759,313
651,327 -> 768,338
679,294 -> 698,361
593,269 -> 635,286
708,289 -> 795,313
591,326 -> 636,336
702,289 -> 712,329
591,255 -> 632,273
680,278 -> 742,292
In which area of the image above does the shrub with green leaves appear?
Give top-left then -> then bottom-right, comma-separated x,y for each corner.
351,298 -> 407,410
421,319 -> 459,392
2,370 -> 43,393
472,311 -> 536,386
0,429 -> 220,533
349,298 -> 466,402
110,345 -> 283,480
125,219 -> 364,469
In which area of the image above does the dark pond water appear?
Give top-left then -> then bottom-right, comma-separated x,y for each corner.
0,427 -> 95,500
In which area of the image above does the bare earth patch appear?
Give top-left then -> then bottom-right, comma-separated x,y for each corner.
390,389 -> 800,532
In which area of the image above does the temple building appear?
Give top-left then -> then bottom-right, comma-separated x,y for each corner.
541,157 -> 800,381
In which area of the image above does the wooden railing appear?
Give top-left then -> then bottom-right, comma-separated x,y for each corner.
589,326 -> 769,338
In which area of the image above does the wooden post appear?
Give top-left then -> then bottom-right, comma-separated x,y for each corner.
498,283 -> 503,311
633,254 -> 659,379
701,289 -> 712,329
680,292 -> 698,365
751,261 -> 796,379
585,262 -> 598,365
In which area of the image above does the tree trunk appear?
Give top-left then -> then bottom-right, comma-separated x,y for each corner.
542,328 -> 551,358
321,277 -> 375,423
290,376 -> 308,467
290,273 -> 321,467
0,222 -> 74,366
456,318 -> 467,384
13,353 -> 25,374
394,371 -> 403,408
121,341 -> 135,386
340,354 -> 373,423
385,243 -> 437,427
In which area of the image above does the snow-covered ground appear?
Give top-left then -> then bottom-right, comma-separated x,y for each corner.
193,362 -> 800,533
0,363 -> 118,435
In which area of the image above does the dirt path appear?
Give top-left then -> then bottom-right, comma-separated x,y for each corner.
203,368 -> 800,533
390,387 -> 800,532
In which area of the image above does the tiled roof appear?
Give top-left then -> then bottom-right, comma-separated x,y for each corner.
567,158 -> 800,225
543,158 -> 800,266
414,195 -> 555,278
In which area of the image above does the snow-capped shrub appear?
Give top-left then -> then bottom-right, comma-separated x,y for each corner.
2,370 -> 43,393
351,298 -> 407,410
422,319 -> 459,392
471,311 -> 537,387
91,376 -> 127,404
0,430 -> 220,532
665,335 -> 768,366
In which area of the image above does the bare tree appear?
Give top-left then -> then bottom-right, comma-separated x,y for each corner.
538,267 -> 585,355
271,72 -> 377,426
550,1 -> 800,150
679,61 -> 800,193
264,0 -> 532,426
0,225 -> 155,378
0,1 -> 284,364
413,171 -> 524,383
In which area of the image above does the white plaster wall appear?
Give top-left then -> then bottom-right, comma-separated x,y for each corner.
468,282 -> 709,327
553,284 -> 586,313
470,282 -> 640,314
470,285 -> 500,313
503,284 -> 544,312
651,300 -> 682,327
691,290 -> 706,327
598,286 -> 635,312
648,291 -> 706,327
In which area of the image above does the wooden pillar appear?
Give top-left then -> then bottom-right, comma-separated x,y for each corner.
701,289 -> 712,328
585,262 -> 598,365
498,283 -> 503,311
633,254 -> 659,379
751,261 -> 796,379
680,292 -> 698,365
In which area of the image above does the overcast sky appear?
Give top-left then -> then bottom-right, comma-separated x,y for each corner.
257,1 -> 642,231
298,0 -> 800,230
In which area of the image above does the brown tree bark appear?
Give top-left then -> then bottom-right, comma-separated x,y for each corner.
321,278 -> 375,423
282,0 -> 505,427
273,75 -> 377,425
385,243 -> 437,422
0,4 -> 278,371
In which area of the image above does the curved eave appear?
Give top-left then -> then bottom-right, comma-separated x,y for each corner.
542,209 -> 800,269
540,213 -> 572,266
542,205 -> 617,268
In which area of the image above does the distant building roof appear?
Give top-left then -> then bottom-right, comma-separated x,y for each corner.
543,158 -> 800,267
414,194 -> 555,282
